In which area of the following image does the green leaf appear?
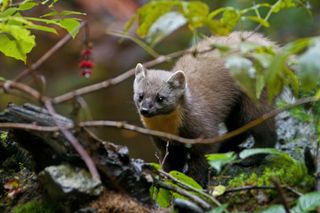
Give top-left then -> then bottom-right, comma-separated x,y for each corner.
206,205 -> 228,213
150,186 -> 171,208
292,192 -> 320,213
41,10 -> 86,17
206,152 -> 236,173
243,16 -> 270,27
1,0 -> 9,11
18,0 -> 38,11
283,66 -> 299,96
146,11 -> 186,45
0,7 -> 17,17
58,18 -> 81,38
169,170 -> 202,190
272,0 -> 297,14
1,16 -> 57,34
0,131 -> 8,141
207,8 -> 240,35
211,185 -> 226,196
180,1 -> 209,30
149,162 -> 161,170
297,39 -> 320,92
239,148 -> 294,163
0,24 -> 35,62
261,205 -> 286,213
266,37 -> 311,101
26,23 -> 57,34
135,1 -> 178,37
226,55 -> 257,100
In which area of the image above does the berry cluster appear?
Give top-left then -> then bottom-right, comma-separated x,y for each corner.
79,47 -> 94,78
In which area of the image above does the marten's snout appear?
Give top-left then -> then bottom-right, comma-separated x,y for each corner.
140,107 -> 151,116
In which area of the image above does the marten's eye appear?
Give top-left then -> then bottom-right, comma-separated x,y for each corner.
138,93 -> 144,102
156,95 -> 165,103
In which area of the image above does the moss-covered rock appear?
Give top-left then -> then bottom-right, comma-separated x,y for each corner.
13,200 -> 56,213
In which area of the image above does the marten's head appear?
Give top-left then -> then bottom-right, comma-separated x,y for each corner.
133,63 -> 186,118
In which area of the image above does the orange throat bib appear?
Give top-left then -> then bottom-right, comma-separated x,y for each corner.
141,108 -> 182,135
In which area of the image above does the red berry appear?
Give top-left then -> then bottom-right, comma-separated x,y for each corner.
79,60 -> 94,68
80,68 -> 92,78
81,49 -> 92,56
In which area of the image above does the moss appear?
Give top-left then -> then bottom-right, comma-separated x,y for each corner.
227,155 -> 314,190
0,131 -> 8,143
13,200 -> 56,213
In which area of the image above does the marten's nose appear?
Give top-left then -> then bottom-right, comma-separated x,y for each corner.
140,107 -> 150,116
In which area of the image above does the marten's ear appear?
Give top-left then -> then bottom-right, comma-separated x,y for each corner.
135,63 -> 147,78
167,70 -> 186,89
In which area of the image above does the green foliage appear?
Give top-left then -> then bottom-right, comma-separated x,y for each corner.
297,38 -> 320,92
0,0 -> 84,62
126,0 -> 309,46
150,186 -> 171,208
206,205 -> 228,213
262,192 -> 320,213
0,131 -> 8,142
228,154 -> 314,189
169,170 -> 202,190
13,200 -> 56,213
261,205 -> 286,213
239,148 -> 294,162
150,169 -> 205,208
206,152 -> 236,173
291,192 -> 320,213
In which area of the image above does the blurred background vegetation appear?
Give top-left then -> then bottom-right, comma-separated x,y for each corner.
0,0 -> 319,162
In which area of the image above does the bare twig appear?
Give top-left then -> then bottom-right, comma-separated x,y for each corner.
43,100 -> 100,181
155,180 -> 212,210
52,48 -> 214,104
106,30 -> 160,58
0,81 -> 44,101
160,141 -> 170,169
225,185 -> 302,197
272,177 -> 291,213
1,96 -> 319,146
13,22 -> 88,83
0,122 -> 62,131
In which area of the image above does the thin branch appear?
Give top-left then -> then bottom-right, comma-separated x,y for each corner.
52,48 -> 213,104
0,81 -> 43,101
0,122 -> 62,131
155,180 -> 212,210
225,185 -> 302,197
106,30 -> 160,58
13,22 -> 87,83
160,141 -> 170,169
79,96 -> 318,145
272,177 -> 291,213
43,100 -> 100,181
1,96 -> 319,146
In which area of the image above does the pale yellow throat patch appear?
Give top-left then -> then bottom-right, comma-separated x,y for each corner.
141,107 -> 183,135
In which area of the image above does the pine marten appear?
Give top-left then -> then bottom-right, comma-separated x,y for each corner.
133,31 -> 277,186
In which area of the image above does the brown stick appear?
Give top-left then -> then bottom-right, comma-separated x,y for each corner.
0,96 -> 318,146
52,48 -> 211,104
0,81 -> 43,101
225,185 -> 302,196
272,177 -> 291,213
43,100 -> 100,181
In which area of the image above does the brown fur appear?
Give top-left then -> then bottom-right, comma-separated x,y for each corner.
134,31 -> 277,187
